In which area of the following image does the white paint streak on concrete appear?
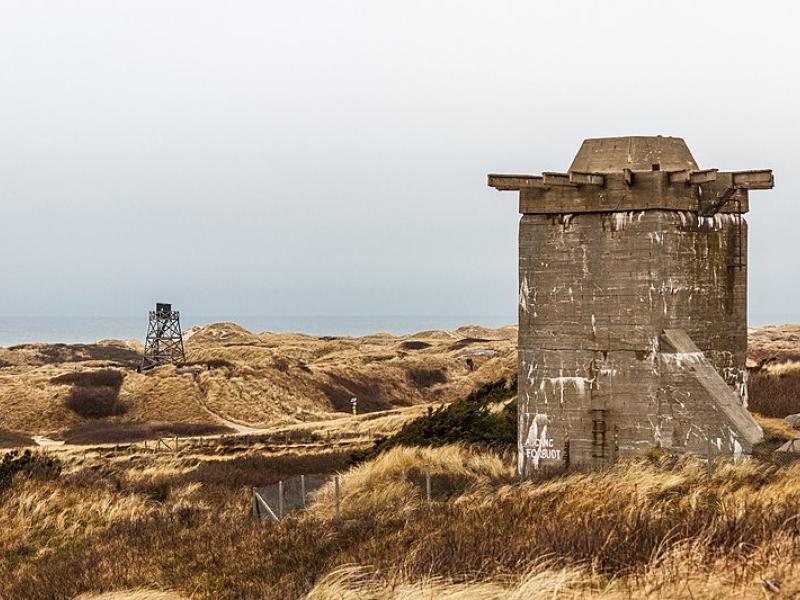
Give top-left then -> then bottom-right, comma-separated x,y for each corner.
519,276 -> 531,314
660,352 -> 704,366
546,375 -> 592,401
524,413 -> 551,470
518,410 -> 525,474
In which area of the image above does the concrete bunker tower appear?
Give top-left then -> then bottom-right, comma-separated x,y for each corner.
489,136 -> 773,475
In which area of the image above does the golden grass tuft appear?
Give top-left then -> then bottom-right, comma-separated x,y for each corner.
311,445 -> 514,520
305,564 -> 590,600
74,590 -> 186,600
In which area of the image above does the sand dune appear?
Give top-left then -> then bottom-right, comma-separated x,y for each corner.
4,320 -> 793,444
0,322 -> 516,440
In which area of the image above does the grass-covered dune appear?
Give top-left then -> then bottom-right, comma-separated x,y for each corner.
0,323 -> 516,440
2,440 -> 800,599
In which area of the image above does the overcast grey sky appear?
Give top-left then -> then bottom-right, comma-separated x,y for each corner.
1,0 -> 797,320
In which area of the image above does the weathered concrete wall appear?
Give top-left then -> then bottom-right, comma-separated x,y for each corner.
569,136 -> 699,173
517,209 -> 755,475
492,136 -> 772,476
658,329 -> 762,459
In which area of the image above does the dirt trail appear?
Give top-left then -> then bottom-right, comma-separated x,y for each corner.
212,416 -> 265,435
190,373 -> 268,434
32,435 -> 65,447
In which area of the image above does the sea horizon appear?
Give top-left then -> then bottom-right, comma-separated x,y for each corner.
0,314 -> 518,347
0,313 -> 796,348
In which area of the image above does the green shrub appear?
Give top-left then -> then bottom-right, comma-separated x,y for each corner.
351,379 -> 517,463
0,450 -> 61,491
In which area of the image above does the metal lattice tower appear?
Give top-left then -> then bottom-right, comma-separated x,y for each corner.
141,303 -> 186,370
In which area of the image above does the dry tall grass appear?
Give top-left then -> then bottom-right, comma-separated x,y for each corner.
749,365 -> 800,418
2,442 -> 800,599
305,564 -> 592,600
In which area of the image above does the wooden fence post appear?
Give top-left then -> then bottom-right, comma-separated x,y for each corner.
175,436 -> 179,454
334,475 -> 341,521
425,467 -> 432,502
278,480 -> 284,520
252,489 -> 279,523
252,487 -> 259,520
300,474 -> 307,508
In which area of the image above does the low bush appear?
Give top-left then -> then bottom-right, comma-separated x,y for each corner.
448,337 -> 490,350
65,387 -> 128,418
53,369 -> 127,419
400,341 -> 431,351
748,369 -> 800,418
0,449 -> 60,491
351,379 -> 516,463
406,367 -> 447,387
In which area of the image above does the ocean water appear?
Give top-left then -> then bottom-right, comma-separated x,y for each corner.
0,313 -> 794,348
0,315 -> 516,347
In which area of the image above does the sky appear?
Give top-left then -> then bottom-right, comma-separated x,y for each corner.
0,0 -> 797,321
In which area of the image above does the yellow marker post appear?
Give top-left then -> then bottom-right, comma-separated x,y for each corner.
350,397 -> 358,416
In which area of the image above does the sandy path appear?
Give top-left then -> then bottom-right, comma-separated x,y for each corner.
189,373 -> 268,434
32,435 -> 65,447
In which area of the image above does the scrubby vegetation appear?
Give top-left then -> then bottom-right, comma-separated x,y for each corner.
2,442 -> 800,598
60,421 -> 233,444
0,449 -> 60,491
321,372 -> 411,413
183,358 -> 235,370
7,343 -> 142,367
53,369 -> 128,419
399,341 -> 431,351
749,363 -> 800,418
1,322 -> 516,434
405,366 -> 447,387
352,380 -> 516,464
0,430 -> 33,449
51,370 -> 125,388
4,324 -> 800,598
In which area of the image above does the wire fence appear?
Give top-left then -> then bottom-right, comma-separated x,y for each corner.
31,427 -> 380,462
252,467 -> 441,524
252,474 -> 330,522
